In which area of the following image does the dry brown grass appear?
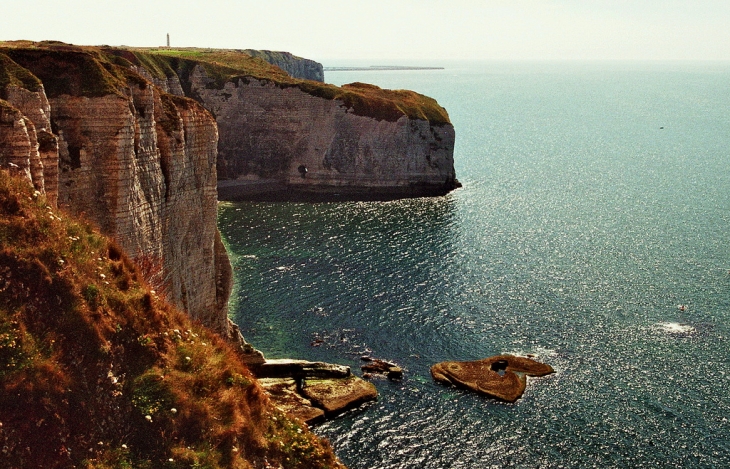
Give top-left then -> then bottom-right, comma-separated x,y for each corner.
0,169 -> 344,468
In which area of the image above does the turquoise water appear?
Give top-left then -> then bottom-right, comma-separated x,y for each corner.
218,62 -> 730,468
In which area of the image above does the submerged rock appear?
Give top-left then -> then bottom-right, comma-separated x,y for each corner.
430,355 -> 554,403
361,358 -> 403,380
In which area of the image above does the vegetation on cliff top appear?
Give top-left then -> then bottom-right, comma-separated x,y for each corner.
0,43 -> 138,98
0,42 -> 450,125
0,169 -> 344,468
125,47 -> 451,125
0,53 -> 43,94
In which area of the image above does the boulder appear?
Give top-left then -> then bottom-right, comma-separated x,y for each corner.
361,358 -> 403,380
301,377 -> 378,417
258,378 -> 325,425
430,355 -> 554,403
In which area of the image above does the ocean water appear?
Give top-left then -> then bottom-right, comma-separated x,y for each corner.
218,61 -> 730,468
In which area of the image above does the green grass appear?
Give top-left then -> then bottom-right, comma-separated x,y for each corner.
0,52 -> 42,92
0,47 -> 128,98
133,47 -> 451,125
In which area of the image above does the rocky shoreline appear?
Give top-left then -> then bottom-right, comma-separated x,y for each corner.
249,358 -> 378,425
248,350 -> 555,426
217,178 -> 462,202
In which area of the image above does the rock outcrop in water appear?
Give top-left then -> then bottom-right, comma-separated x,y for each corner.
254,359 -> 378,424
431,355 -> 554,402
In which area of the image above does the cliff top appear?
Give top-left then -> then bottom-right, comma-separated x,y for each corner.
0,41 -> 149,98
0,169 -> 344,468
135,47 -> 451,125
0,41 -> 450,126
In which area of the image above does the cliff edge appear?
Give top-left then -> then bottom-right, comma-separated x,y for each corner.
1,39 -> 457,341
111,47 -> 459,201
243,49 -> 324,82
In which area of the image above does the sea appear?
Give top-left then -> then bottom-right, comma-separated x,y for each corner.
218,60 -> 730,468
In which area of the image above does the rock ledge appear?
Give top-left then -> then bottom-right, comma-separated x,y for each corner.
252,359 -> 377,425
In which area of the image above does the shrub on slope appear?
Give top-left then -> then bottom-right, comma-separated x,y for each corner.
0,169 -> 344,468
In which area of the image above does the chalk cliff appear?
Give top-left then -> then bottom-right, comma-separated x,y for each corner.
243,49 -> 324,82
193,75 -> 457,200
0,44 -> 233,336
111,47 -> 459,200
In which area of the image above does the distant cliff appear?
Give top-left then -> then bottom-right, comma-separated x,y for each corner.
243,49 -> 324,82
109,47 -> 459,201
0,44 -> 233,337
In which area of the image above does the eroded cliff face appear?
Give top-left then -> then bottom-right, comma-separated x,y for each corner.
0,46 -> 233,335
109,48 -> 457,200
0,99 -> 36,183
243,49 -> 324,82
0,77 -> 58,205
187,67 -> 457,200
2,42 -> 457,335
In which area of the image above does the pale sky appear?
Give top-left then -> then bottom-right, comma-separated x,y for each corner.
3,1 -> 730,63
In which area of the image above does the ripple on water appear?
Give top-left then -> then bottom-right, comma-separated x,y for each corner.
655,322 -> 696,335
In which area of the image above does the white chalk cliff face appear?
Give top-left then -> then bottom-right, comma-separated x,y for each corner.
0,49 -> 233,336
185,67 -> 458,199
0,84 -> 58,206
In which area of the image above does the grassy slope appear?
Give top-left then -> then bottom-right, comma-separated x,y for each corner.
0,170 -> 344,469
0,52 -> 42,94
0,43 -> 148,99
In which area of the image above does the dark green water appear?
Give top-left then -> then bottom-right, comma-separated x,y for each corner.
219,61 -> 730,468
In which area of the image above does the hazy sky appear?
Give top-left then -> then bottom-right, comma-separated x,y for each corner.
3,1 -> 730,63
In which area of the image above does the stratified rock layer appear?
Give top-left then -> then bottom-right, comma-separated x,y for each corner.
0,46 -> 233,336
116,48 -> 457,201
431,355 -> 554,403
188,72 -> 457,200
